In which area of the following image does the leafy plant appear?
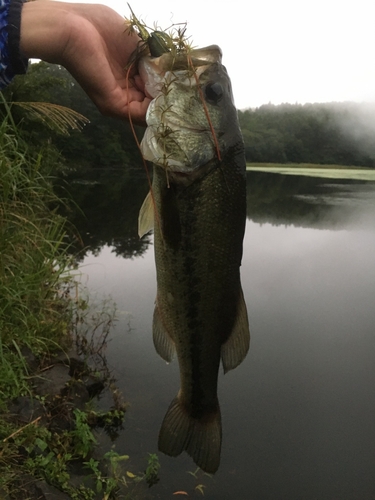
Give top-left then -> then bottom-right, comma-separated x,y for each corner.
184,467 -> 213,497
84,450 -> 134,499
71,409 -> 97,458
144,453 -> 161,487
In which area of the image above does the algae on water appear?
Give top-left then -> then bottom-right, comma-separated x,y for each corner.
247,164 -> 375,181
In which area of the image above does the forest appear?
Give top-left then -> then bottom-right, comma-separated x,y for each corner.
1,61 -> 375,170
0,62 -> 142,175
239,102 -> 375,167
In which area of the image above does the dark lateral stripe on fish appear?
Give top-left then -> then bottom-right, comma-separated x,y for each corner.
182,250 -> 206,419
159,182 -> 182,251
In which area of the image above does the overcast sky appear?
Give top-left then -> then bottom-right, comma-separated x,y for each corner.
67,0 -> 375,110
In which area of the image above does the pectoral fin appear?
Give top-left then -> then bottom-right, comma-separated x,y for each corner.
138,191 -> 154,238
153,301 -> 175,362
221,287 -> 250,374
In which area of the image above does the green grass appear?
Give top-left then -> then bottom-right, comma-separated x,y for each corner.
0,104 -> 160,499
0,108 -> 75,400
247,162 -> 375,181
0,103 -> 82,496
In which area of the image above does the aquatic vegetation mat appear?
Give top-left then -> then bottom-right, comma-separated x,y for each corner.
247,163 -> 375,181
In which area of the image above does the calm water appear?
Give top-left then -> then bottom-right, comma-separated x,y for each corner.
73,171 -> 375,499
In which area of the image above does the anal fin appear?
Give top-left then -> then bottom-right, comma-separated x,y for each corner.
221,286 -> 250,374
153,302 -> 175,362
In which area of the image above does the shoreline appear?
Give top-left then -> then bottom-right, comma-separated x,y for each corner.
246,163 -> 375,181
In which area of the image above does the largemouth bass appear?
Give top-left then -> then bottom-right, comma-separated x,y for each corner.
138,45 -> 250,473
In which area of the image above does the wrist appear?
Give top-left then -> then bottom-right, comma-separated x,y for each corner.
19,1 -> 72,63
8,0 -> 28,74
0,0 -> 28,88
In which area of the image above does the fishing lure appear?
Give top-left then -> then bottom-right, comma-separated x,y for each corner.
128,4 -> 172,57
127,3 -> 188,57
125,5 -> 221,202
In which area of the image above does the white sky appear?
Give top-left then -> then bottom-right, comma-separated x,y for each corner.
66,0 -> 375,110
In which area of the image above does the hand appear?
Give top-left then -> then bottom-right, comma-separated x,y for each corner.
20,1 -> 151,124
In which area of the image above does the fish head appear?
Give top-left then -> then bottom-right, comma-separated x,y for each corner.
139,45 -> 242,177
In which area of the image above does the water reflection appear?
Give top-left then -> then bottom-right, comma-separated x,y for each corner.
247,171 -> 375,228
60,166 -> 151,259
61,168 -> 375,261
69,171 -> 375,499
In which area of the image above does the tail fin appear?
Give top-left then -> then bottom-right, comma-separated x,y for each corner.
158,396 -> 222,474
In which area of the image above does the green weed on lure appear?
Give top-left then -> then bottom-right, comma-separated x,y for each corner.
127,3 -> 171,57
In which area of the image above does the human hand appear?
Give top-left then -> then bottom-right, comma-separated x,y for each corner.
20,1 -> 151,124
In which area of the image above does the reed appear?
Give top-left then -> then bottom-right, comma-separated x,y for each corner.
0,105 -> 75,402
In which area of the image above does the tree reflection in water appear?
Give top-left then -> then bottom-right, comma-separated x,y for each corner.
59,169 -> 375,261
58,165 -> 151,260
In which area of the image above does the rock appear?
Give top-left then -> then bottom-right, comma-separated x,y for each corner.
20,346 -> 39,372
34,480 -> 71,500
62,380 -> 91,410
81,374 -> 105,398
7,475 -> 71,500
8,396 -> 46,424
5,347 -> 125,500
33,364 -> 71,397
68,357 -> 87,378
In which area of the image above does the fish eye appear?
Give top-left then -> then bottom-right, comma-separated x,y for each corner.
204,82 -> 224,105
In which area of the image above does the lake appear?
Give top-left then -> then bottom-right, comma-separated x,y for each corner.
72,170 -> 375,499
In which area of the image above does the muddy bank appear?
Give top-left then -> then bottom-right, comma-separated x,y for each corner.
3,347 -> 126,500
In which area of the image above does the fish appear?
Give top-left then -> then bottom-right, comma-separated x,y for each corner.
137,44 -> 250,474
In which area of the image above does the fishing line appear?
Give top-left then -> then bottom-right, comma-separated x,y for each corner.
125,63 -> 163,235
187,54 -> 222,162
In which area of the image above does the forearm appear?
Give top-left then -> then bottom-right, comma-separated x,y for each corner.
19,1 -> 73,63
1,0 -> 149,121
19,2 -> 139,63
1,0 -> 71,86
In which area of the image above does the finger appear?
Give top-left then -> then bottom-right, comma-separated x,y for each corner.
125,98 -> 152,125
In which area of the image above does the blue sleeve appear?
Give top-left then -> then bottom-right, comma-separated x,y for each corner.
0,0 -> 29,89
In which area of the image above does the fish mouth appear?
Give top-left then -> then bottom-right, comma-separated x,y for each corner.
139,45 -> 223,99
141,119 -> 218,174
145,100 -> 211,135
165,158 -> 217,185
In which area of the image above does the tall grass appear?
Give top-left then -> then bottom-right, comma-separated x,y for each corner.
0,106 -> 75,401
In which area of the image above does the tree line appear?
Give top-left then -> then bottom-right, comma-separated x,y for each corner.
1,62 -> 375,169
0,62 -> 142,175
239,102 -> 375,167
